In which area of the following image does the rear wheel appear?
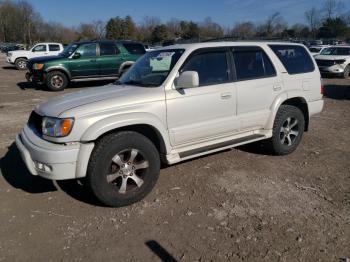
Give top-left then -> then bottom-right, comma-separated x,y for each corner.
15,58 -> 27,70
267,105 -> 305,155
46,71 -> 68,91
86,131 -> 160,207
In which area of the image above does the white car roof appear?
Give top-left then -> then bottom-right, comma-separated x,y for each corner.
159,41 -> 305,52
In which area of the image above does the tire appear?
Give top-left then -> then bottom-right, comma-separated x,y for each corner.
15,58 -> 28,70
86,131 -> 160,207
46,71 -> 68,91
266,105 -> 305,155
343,65 -> 350,79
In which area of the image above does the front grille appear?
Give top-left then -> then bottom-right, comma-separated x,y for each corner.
28,111 -> 43,135
315,59 -> 335,67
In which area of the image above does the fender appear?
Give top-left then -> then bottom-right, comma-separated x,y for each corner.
81,112 -> 172,153
118,61 -> 134,75
265,90 -> 307,130
45,66 -> 72,79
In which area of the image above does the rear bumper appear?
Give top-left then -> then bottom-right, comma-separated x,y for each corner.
318,65 -> 345,75
308,99 -> 324,117
15,125 -> 94,180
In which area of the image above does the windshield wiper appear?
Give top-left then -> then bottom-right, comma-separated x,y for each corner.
122,80 -> 157,87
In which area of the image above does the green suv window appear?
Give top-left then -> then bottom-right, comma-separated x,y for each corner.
76,43 -> 97,57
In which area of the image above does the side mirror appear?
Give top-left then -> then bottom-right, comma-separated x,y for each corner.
73,52 -> 81,59
175,71 -> 199,89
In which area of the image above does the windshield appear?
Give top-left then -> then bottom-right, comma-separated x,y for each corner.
320,47 -> 350,56
60,43 -> 79,57
116,49 -> 185,87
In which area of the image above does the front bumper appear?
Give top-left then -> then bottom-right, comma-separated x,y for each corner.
15,125 -> 93,180
318,64 -> 345,75
26,70 -> 45,84
6,57 -> 14,64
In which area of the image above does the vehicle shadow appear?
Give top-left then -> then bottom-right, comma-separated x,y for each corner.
55,179 -> 104,207
323,84 -> 350,100
237,140 -> 274,155
1,143 -> 104,206
145,240 -> 177,262
2,66 -> 17,70
0,143 -> 57,193
17,82 -> 42,90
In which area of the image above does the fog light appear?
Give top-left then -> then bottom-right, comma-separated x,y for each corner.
34,161 -> 52,172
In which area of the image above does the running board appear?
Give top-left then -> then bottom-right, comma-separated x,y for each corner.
179,134 -> 265,159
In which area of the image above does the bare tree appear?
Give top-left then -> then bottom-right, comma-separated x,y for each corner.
231,21 -> 255,39
323,0 -> 344,19
93,20 -> 106,39
305,7 -> 321,38
258,12 -> 287,37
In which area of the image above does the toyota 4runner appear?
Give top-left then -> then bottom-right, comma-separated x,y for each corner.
26,40 -> 146,91
16,42 -> 324,207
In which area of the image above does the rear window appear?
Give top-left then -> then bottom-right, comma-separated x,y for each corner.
100,42 -> 120,56
123,43 -> 146,55
269,45 -> 315,74
49,44 -> 60,51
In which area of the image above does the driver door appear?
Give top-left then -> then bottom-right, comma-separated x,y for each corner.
69,43 -> 99,78
166,48 -> 239,146
31,44 -> 48,58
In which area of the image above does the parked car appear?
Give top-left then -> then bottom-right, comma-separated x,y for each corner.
1,43 -> 24,53
16,42 -> 323,207
308,45 -> 331,57
314,46 -> 350,78
25,40 -> 146,91
6,42 -> 63,70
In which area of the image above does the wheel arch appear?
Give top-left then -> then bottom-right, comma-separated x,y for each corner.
267,92 -> 309,131
118,61 -> 134,75
45,66 -> 71,79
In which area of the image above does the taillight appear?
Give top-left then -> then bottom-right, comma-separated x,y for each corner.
320,79 -> 324,95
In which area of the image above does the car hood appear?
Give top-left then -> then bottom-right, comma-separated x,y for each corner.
29,55 -> 63,64
35,84 -> 161,118
314,55 -> 349,60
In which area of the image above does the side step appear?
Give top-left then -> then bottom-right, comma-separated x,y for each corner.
179,134 -> 265,158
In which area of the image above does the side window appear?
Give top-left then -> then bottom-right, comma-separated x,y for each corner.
181,51 -> 229,86
49,44 -> 60,51
233,49 -> 276,80
32,45 -> 47,52
123,43 -> 146,55
76,43 -> 97,57
269,45 -> 315,74
100,42 -> 119,56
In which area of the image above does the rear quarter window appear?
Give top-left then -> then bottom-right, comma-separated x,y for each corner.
269,45 -> 315,74
123,43 -> 146,55
49,44 -> 61,51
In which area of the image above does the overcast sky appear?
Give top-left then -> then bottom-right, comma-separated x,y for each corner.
28,0 -> 350,27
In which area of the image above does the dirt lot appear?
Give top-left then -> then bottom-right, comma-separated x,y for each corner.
0,53 -> 349,262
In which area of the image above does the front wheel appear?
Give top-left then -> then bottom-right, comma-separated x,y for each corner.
267,105 -> 305,155
86,131 -> 160,207
46,71 -> 68,91
15,58 -> 28,70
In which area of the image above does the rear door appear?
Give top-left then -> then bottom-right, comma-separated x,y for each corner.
48,44 -> 62,56
69,43 -> 99,78
97,42 -> 121,77
232,46 -> 283,131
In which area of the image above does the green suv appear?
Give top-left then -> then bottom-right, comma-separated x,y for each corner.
26,40 -> 146,91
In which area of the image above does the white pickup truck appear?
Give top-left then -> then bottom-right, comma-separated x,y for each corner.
6,42 -> 64,70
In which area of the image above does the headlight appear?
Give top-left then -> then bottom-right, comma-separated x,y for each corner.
33,63 -> 44,70
334,59 -> 346,65
42,117 -> 74,137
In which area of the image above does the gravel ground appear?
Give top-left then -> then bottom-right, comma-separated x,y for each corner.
0,54 -> 349,262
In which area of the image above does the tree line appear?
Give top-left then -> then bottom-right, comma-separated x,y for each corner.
0,0 -> 349,45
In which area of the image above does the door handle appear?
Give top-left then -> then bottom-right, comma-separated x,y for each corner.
221,92 -> 232,99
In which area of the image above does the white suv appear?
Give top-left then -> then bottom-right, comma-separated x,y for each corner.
314,45 -> 350,78
6,42 -> 64,70
16,42 -> 324,207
